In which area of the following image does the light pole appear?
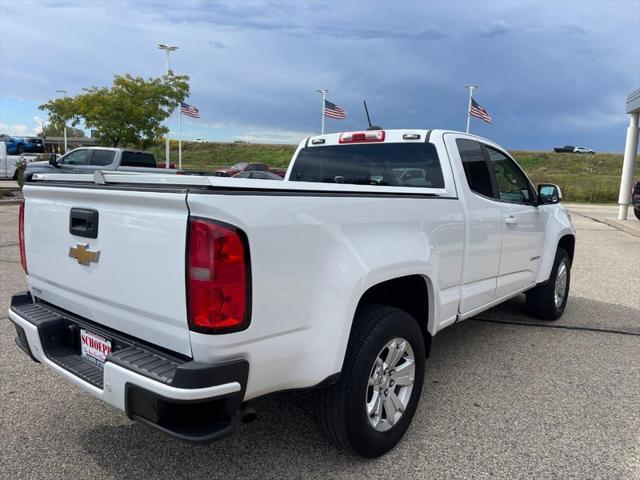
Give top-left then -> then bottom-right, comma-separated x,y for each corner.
56,89 -> 68,153
464,85 -> 478,134
158,44 -> 178,168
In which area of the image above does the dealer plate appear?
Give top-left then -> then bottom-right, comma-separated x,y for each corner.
80,329 -> 112,366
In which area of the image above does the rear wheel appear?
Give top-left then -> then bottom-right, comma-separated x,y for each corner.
313,305 -> 425,458
634,208 -> 640,221
526,248 -> 571,320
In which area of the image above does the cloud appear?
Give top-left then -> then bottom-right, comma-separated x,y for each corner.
0,122 -> 37,137
234,128 -> 314,144
479,20 -> 517,38
0,0 -> 638,151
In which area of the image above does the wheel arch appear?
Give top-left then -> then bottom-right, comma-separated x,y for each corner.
558,234 -> 575,264
352,274 -> 433,358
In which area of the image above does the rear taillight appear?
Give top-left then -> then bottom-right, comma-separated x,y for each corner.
18,201 -> 27,274
186,218 -> 251,334
339,130 -> 385,143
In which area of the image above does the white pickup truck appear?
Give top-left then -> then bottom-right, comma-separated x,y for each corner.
9,129 -> 575,457
0,142 -> 38,179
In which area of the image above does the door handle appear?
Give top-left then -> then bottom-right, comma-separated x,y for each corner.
505,215 -> 518,225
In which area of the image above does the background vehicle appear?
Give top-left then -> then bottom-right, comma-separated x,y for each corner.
23,147 -> 175,181
632,180 -> 640,220
23,138 -> 44,153
216,161 -> 286,177
0,142 -> 39,179
233,171 -> 283,180
573,146 -> 595,154
553,145 -> 575,153
9,129 -> 575,458
0,134 -> 27,154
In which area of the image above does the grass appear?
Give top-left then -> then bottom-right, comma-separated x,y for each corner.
146,141 -> 638,204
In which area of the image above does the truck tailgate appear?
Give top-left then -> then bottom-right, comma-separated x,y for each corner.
23,185 -> 192,356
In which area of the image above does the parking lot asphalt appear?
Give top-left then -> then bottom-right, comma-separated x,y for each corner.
0,203 -> 638,480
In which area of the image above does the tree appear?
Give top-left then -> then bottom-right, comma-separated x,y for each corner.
39,73 -> 190,148
39,124 -> 85,138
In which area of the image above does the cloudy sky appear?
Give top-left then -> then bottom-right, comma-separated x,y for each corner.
0,0 -> 638,150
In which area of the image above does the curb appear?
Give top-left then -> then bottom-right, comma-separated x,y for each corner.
0,200 -> 22,206
571,211 -> 640,239
599,218 -> 640,239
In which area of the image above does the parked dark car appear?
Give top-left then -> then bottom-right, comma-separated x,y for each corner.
215,162 -> 286,177
553,145 -> 575,153
233,171 -> 283,180
632,180 -> 640,220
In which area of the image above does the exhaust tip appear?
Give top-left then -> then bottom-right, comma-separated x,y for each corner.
239,403 -> 257,423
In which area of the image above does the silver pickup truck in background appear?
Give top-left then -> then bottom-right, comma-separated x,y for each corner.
24,146 -> 175,181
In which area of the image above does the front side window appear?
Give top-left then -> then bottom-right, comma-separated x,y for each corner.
486,147 -> 532,203
232,162 -> 249,170
90,150 -> 116,166
289,143 -> 444,188
456,139 -> 494,198
61,149 -> 90,165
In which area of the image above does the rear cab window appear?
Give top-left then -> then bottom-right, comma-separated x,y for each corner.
289,143 -> 445,189
121,152 -> 156,168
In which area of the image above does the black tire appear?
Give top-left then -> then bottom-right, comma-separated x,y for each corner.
17,144 -> 25,154
526,248 -> 571,320
634,208 -> 640,221
313,305 -> 425,458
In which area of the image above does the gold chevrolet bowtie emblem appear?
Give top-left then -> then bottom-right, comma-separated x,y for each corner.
68,243 -> 100,266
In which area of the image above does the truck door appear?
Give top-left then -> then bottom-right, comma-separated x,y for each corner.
448,137 -> 502,314
484,146 -> 546,296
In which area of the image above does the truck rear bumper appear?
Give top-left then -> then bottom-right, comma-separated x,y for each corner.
8,291 -> 249,443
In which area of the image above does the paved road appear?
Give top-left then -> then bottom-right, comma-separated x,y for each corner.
0,203 -> 638,479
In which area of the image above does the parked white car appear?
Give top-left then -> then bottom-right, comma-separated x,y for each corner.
9,129 -> 575,457
573,146 -> 596,154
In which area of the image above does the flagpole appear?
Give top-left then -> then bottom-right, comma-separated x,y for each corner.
178,108 -> 182,170
317,89 -> 328,134
464,85 -> 478,134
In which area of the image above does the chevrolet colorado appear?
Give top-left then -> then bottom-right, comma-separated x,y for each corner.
9,129 -> 575,457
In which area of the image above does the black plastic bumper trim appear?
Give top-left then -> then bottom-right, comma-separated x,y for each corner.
125,383 -> 241,443
10,292 -> 249,393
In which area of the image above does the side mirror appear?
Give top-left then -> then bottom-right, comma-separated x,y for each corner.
538,183 -> 562,204
49,153 -> 60,168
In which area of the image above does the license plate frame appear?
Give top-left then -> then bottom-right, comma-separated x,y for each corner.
80,329 -> 112,366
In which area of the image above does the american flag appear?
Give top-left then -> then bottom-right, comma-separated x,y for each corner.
180,102 -> 200,119
469,98 -> 492,123
324,100 -> 347,119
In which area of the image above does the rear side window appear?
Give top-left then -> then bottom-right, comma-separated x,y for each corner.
289,143 -> 444,188
121,152 -> 156,167
456,139 -> 494,198
90,150 -> 116,166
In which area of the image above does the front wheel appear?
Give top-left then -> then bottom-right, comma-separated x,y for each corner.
526,248 -> 571,320
313,305 -> 425,458
634,208 -> 640,221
